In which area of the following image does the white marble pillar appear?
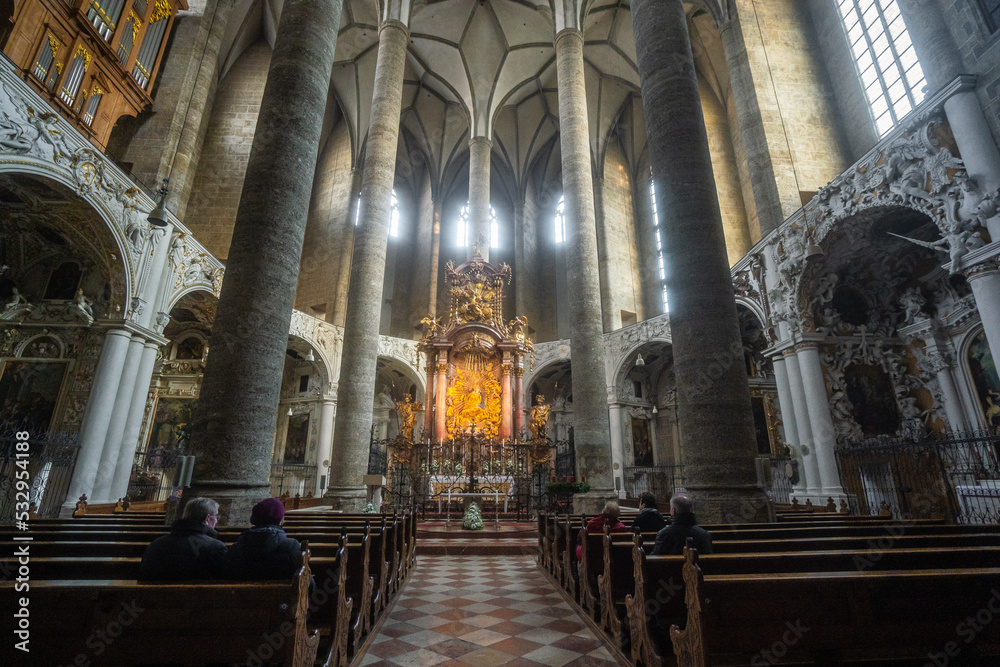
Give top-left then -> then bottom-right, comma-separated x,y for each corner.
796,342 -> 844,498
468,136 -> 492,262
91,334 -> 147,503
967,263 -> 1000,370
771,355 -> 806,495
783,350 -> 821,496
315,398 -> 336,496
608,401 -> 625,497
944,89 -> 1000,196
108,339 -> 162,501
61,328 -> 133,514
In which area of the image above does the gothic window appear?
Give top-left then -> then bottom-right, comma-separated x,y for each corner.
389,189 -> 400,237
650,178 -> 669,313
838,0 -> 926,136
555,196 -> 566,243
457,203 -> 499,248
978,0 -> 1000,33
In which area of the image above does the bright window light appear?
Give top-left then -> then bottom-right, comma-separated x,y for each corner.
457,203 -> 499,248
555,195 -> 566,243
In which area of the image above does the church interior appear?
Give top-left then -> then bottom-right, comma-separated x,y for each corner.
2,0 -> 1000,665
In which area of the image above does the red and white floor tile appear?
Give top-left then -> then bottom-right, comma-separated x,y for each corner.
360,556 -> 618,667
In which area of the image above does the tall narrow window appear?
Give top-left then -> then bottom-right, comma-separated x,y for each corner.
555,196 -> 566,243
650,179 -> 668,313
88,0 -> 127,42
456,203 -> 499,248
354,197 -> 361,226
389,189 -> 400,237
59,46 -> 91,107
838,0 -> 926,136
133,3 -> 172,90
33,35 -> 59,83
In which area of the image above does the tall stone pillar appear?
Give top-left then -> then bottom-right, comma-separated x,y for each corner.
429,199 -> 442,316
62,328 -> 133,514
607,401 -> 625,497
631,0 -> 769,522
554,27 -> 615,508
593,177 -> 616,331
315,398 -> 336,496
783,350 -> 820,496
468,136 -> 492,262
770,354 -> 806,495
423,362 -> 435,437
186,0 -> 343,525
109,339 -> 162,500
718,8 -> 799,236
897,0 -> 1000,193
435,359 -> 448,440
514,367 -> 524,437
164,0 -> 232,218
796,341 -> 844,498
501,363 -> 513,438
326,19 -> 409,511
966,261 -> 1000,367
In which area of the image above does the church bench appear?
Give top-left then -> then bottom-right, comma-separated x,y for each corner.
665,546 -> 1000,667
0,547 -> 321,667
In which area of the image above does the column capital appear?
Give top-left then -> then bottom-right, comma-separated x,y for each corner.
380,19 -> 410,39
554,27 -> 584,48
469,135 -> 493,149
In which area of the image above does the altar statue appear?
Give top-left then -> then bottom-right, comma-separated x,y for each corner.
396,393 -> 423,441
529,394 -> 551,441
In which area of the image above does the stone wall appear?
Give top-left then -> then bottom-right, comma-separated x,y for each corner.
601,140 -> 643,328
295,119 -> 355,324
700,76 -> 752,263
183,39 -> 272,261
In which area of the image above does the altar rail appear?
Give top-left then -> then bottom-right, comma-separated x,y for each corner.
836,429 -> 1000,523
0,426 -> 79,521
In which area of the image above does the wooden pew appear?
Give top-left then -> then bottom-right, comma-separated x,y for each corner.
667,544 -> 1000,666
0,547 -> 321,667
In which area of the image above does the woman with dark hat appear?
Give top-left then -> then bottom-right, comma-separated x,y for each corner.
227,497 -> 302,580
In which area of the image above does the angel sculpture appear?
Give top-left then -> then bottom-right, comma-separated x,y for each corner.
420,315 -> 442,338
888,230 -> 983,275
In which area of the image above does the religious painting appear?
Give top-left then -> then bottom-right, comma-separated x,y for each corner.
284,413 -> 310,463
632,417 -> 654,466
147,398 -> 192,452
0,360 -> 67,432
845,364 -> 901,438
968,332 -> 1000,430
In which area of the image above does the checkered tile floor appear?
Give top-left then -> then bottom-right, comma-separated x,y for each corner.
360,556 -> 618,667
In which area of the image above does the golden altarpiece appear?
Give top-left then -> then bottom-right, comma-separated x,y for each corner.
381,255 -> 559,520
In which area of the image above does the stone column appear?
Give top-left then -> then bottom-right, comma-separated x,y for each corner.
594,176 -> 615,331
62,328 -> 133,514
468,136 -> 492,262
501,363 -> 513,438
186,0 -> 343,524
631,0 -> 769,522
423,362 -> 435,437
164,0 -> 232,218
967,261 -> 1000,367
607,402 -> 625,497
796,342 -> 844,498
554,27 -> 615,509
897,0 -> 1000,193
514,367 -> 524,438
770,354 -> 806,494
718,9 -> 799,236
326,19 -> 409,511
315,398 -> 336,496
435,360 -> 448,440
109,339 -> 162,501
782,350 -> 820,496
429,199 -> 442,316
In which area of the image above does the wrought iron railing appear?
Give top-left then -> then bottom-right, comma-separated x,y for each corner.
125,445 -> 188,503
836,429 -> 1000,523
623,464 -> 686,502
757,454 -> 795,505
0,426 -> 80,522
269,461 -> 317,498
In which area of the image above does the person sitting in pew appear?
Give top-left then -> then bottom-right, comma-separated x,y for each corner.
631,492 -> 668,534
577,500 -> 628,560
138,496 -> 227,581
652,495 -> 713,556
227,497 -> 302,580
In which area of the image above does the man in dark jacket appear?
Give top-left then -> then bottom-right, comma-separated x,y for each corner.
139,496 -> 227,580
631,492 -> 668,534
652,495 -> 713,555
227,497 -> 301,580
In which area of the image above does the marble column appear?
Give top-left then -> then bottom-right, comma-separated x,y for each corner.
315,398 -> 336,496
326,19 -> 409,511
770,355 -> 806,495
109,339 -> 162,501
468,136 -> 492,262
514,367 -> 524,438
501,363 -> 513,438
796,342 -> 844,498
718,10 -> 798,236
429,200 -> 442,316
435,360 -> 448,440
62,328 -> 133,514
186,0 -> 343,524
967,261 -> 1000,368
897,0 -> 1000,193
165,0 -> 232,218
607,402 -> 625,497
783,350 -> 820,496
631,0 -> 769,522
423,363 -> 435,437
554,27 -> 615,509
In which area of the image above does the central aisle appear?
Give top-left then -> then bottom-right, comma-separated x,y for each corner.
359,555 -> 619,667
